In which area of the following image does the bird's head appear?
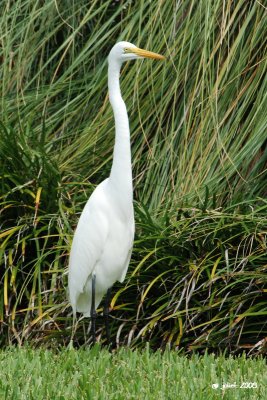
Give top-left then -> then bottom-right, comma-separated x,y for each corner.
108,41 -> 165,66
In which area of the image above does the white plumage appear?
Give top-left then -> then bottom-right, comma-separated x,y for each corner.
68,41 -> 164,319
69,178 -> 134,316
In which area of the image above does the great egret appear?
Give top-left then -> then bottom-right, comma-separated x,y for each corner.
68,41 -> 164,343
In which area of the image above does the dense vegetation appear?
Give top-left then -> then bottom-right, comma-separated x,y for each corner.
1,347 -> 266,399
0,0 -> 266,352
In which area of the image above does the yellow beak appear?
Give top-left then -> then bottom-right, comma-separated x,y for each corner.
126,47 -> 165,60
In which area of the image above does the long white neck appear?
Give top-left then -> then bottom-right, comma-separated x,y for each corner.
108,60 -> 133,203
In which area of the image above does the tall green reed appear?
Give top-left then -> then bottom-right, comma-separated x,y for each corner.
0,0 -> 266,349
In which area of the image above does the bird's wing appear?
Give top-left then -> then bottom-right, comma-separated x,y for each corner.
68,181 -> 109,310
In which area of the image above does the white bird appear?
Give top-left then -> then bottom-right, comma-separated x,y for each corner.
68,41 -> 164,343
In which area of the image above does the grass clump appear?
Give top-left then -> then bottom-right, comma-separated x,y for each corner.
0,0 -> 266,350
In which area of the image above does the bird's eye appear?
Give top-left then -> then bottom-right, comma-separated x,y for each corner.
124,48 -> 131,54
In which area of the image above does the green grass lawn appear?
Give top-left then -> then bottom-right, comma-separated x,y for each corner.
0,347 -> 266,399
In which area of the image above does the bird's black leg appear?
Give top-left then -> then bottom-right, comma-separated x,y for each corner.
91,274 -> 97,345
104,288 -> 112,345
